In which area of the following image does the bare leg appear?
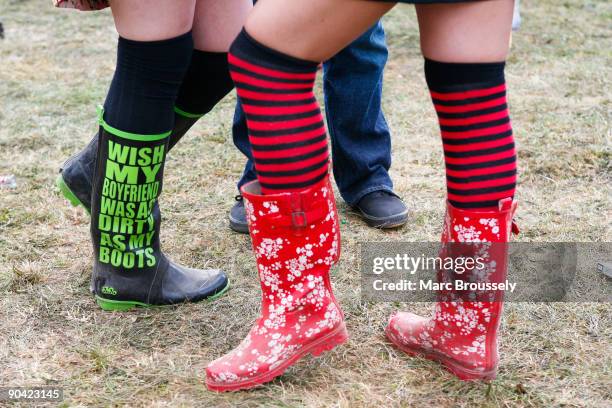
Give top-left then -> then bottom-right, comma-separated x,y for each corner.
192,0 -> 252,52
416,0 -> 514,62
245,0 -> 395,62
109,0 -> 196,41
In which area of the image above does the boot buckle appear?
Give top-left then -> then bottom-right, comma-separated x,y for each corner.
511,219 -> 520,235
291,211 -> 307,228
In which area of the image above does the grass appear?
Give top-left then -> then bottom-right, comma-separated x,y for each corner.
0,0 -> 611,407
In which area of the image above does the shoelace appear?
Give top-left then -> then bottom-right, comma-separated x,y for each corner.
366,190 -> 396,200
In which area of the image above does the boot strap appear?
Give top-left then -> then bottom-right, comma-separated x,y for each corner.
265,205 -> 328,228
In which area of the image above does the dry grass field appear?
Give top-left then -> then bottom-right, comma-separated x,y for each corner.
0,0 -> 610,407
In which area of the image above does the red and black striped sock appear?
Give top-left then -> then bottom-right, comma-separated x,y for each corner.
228,29 -> 328,194
425,59 -> 517,210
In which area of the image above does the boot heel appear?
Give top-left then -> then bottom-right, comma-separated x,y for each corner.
56,175 -> 83,208
57,175 -> 90,214
442,360 -> 498,381
310,323 -> 349,357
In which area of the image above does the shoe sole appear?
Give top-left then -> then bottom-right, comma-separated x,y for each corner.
206,321 -> 349,392
384,326 -> 497,381
56,174 -> 90,214
229,215 -> 249,234
356,208 -> 408,229
95,278 -> 231,311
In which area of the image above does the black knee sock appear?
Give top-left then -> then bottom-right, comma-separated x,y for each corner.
174,50 -> 235,118
103,31 -> 193,134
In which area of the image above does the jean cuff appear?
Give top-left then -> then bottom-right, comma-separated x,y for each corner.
237,176 -> 398,206
237,173 -> 257,194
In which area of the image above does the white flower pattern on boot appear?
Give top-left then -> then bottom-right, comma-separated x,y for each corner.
206,179 -> 347,391
386,199 -> 517,380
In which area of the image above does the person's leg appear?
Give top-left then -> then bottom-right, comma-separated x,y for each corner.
88,0 -> 229,310
172,0 -> 251,133
232,104 -> 257,192
227,101 -> 255,233
102,1 -> 194,132
226,0 -> 258,235
324,22 -> 391,203
417,0 -> 516,209
386,0 -> 518,381
206,0 -> 395,391
244,0 -> 395,62
57,0 -> 251,212
227,14 -> 404,233
323,21 -> 408,228
109,0 -> 195,42
229,101 -> 257,234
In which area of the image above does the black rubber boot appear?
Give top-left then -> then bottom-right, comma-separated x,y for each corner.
57,112 -> 197,213
89,109 -> 228,311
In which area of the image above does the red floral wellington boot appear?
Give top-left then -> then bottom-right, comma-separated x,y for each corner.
206,177 -> 347,391
385,198 -> 518,380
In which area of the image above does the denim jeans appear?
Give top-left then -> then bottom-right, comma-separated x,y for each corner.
231,21 -> 393,206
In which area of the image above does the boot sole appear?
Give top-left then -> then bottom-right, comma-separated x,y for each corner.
385,326 -> 497,381
228,216 -> 249,234
95,278 -> 231,311
206,321 -> 349,392
56,174 -> 90,214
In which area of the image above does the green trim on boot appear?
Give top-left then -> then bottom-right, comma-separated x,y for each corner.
97,105 -> 171,142
174,105 -> 205,119
56,112 -> 201,214
95,278 -> 231,311
56,174 -> 91,214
